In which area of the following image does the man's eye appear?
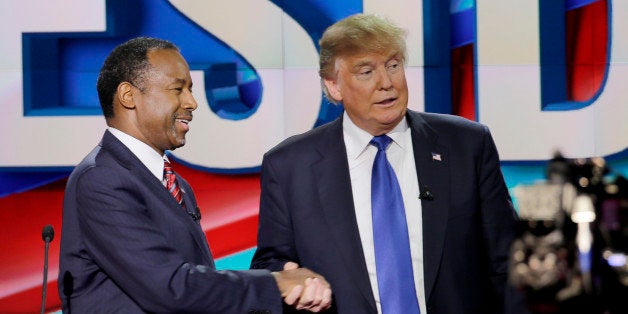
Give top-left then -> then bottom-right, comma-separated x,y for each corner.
356,69 -> 373,80
387,62 -> 400,71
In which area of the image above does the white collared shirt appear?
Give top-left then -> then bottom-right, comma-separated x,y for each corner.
343,112 -> 426,314
108,127 -> 167,184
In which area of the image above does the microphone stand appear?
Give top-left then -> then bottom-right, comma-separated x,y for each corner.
41,241 -> 49,314
41,225 -> 54,314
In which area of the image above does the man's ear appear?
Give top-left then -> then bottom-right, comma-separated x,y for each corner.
117,82 -> 136,110
323,78 -> 342,102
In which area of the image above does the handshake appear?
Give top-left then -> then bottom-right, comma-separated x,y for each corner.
272,262 -> 332,312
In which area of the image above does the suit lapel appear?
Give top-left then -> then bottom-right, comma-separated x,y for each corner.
407,112 -> 450,303
311,119 -> 378,311
178,178 -> 215,266
102,131 -> 214,264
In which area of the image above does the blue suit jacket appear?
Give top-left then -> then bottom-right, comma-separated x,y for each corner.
251,110 -> 520,313
59,130 -> 281,313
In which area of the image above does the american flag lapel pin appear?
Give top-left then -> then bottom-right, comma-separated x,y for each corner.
431,152 -> 442,162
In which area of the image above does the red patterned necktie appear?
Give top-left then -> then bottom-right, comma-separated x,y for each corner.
163,160 -> 185,207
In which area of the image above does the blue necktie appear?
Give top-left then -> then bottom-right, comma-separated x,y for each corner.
371,135 -> 420,314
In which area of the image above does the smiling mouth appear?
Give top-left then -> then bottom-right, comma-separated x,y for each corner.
175,114 -> 193,124
175,116 -> 192,132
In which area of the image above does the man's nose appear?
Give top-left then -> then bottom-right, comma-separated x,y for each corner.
182,89 -> 198,111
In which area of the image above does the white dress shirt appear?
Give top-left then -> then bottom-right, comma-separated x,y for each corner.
343,112 -> 426,314
108,127 -> 167,184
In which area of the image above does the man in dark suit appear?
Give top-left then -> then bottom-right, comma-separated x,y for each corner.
251,14 -> 520,313
58,37 -> 331,313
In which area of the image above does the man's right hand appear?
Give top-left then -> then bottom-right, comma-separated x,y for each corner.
272,262 -> 332,312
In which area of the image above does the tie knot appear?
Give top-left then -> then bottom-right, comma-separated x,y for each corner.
164,160 -> 174,175
370,135 -> 393,151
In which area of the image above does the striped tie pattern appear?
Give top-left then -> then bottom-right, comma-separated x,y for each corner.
163,160 -> 185,207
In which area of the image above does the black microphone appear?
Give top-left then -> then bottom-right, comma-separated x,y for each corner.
41,225 -> 54,314
190,207 -> 202,222
419,187 -> 434,201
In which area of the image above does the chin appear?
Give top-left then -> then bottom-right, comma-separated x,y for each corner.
170,140 -> 186,151
381,110 -> 405,123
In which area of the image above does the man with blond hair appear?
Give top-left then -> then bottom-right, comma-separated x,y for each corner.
252,14 -> 520,314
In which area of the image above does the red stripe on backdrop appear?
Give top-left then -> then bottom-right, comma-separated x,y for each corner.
0,180 -> 65,313
451,43 -> 476,120
566,0 -> 608,101
0,161 -> 261,312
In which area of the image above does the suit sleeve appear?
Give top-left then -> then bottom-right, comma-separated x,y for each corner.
477,126 -> 521,312
74,166 -> 282,313
251,153 -> 299,272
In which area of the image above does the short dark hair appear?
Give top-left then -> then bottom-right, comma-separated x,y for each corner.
96,37 -> 178,118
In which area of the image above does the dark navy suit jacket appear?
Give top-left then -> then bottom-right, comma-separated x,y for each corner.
251,110 -> 520,313
59,130 -> 281,313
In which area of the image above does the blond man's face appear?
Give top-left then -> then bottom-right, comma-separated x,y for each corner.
323,50 -> 408,135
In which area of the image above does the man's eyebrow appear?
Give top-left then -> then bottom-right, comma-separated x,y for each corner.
387,52 -> 403,62
351,60 -> 375,71
170,77 -> 191,86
